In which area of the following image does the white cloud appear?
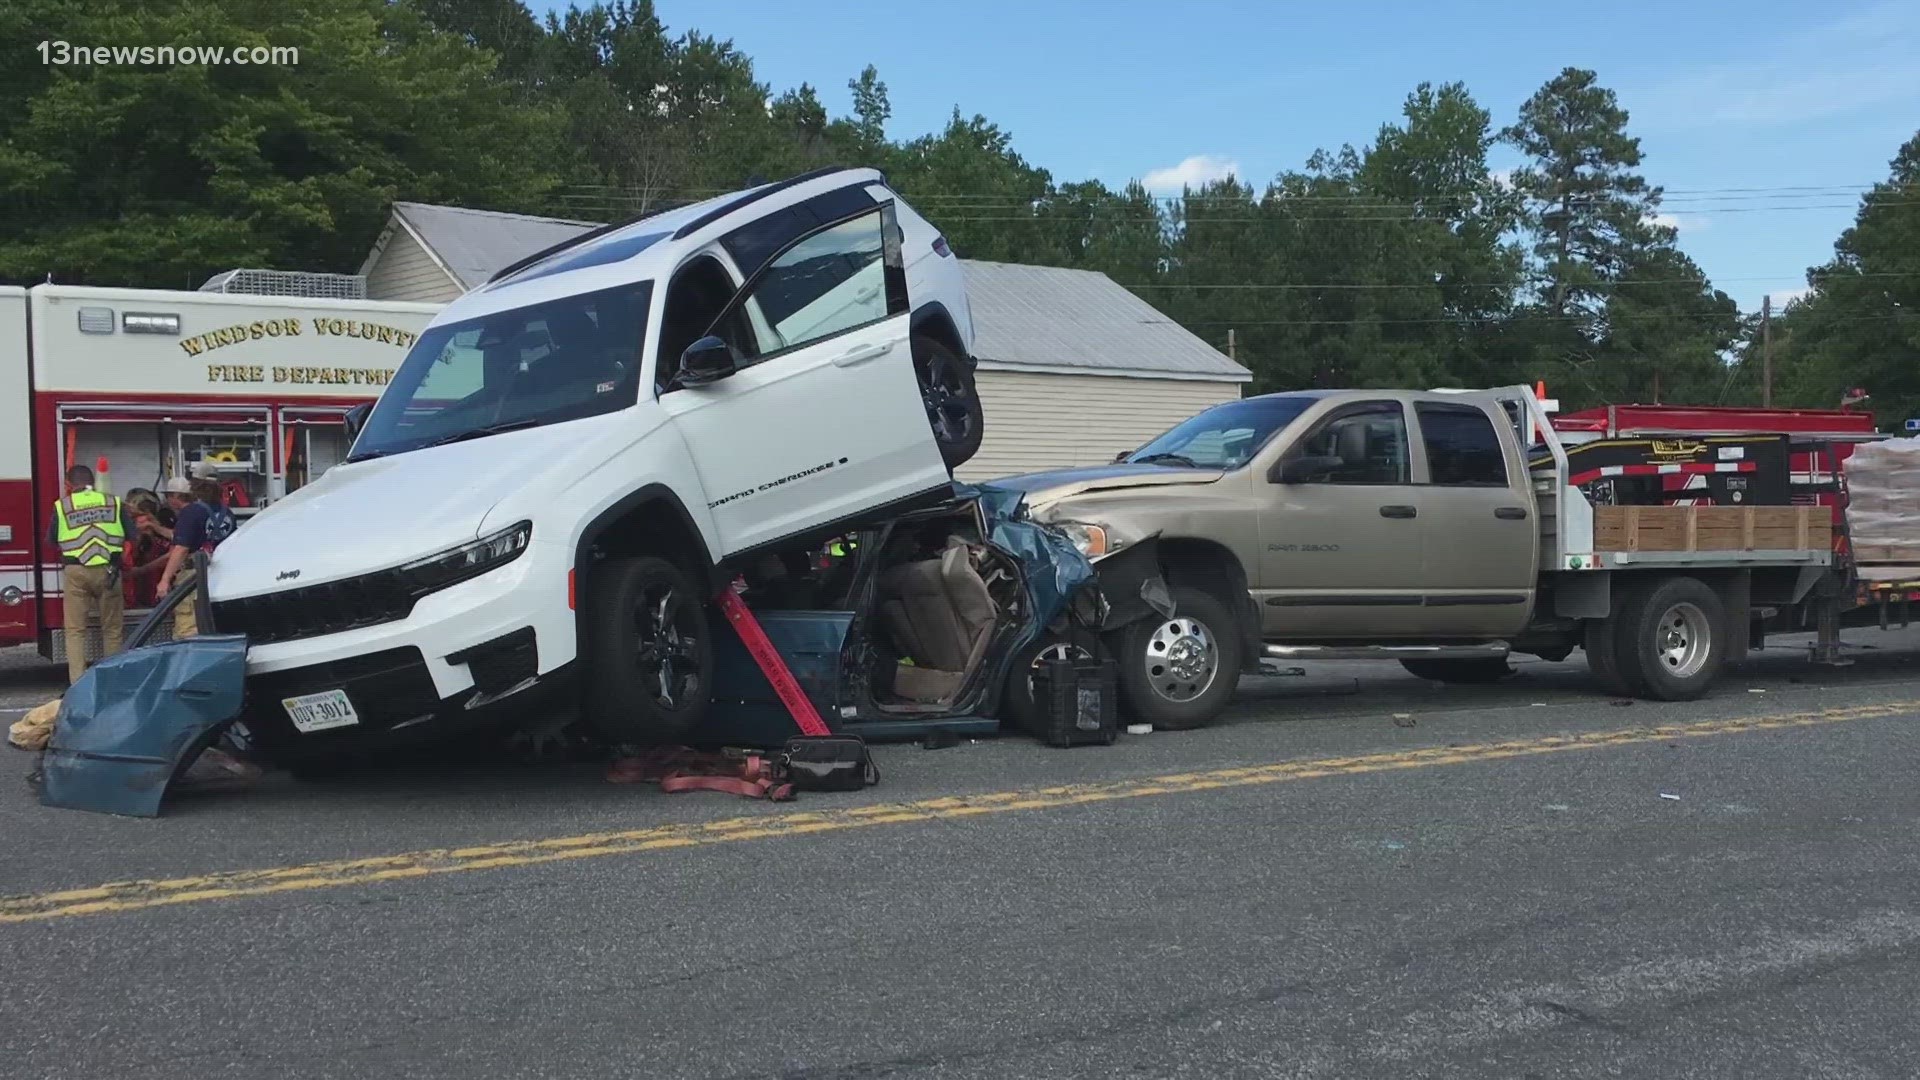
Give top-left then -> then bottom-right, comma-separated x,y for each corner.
1140,154 -> 1242,193
1486,167 -> 1517,191
1649,212 -> 1705,233
1771,286 -> 1813,308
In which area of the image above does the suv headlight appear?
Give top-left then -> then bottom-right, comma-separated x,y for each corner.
399,521 -> 531,595
1055,522 -> 1109,559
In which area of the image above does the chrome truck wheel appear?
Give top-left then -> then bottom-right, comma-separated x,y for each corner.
1143,616 -> 1219,703
1604,574 -> 1728,702
1108,586 -> 1242,730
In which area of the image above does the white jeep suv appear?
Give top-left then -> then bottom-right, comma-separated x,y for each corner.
206,167 -> 984,764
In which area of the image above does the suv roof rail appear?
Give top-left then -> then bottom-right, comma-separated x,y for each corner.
485,166 -> 874,288
669,165 -> 867,241
485,216 -> 639,287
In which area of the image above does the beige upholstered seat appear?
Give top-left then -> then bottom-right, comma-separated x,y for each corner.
876,539 -> 997,702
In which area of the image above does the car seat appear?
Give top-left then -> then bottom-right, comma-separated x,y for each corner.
875,538 -> 997,703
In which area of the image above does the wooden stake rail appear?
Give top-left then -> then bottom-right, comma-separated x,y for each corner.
1593,505 -> 1830,553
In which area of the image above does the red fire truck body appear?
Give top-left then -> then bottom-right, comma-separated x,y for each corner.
0,283 -> 440,662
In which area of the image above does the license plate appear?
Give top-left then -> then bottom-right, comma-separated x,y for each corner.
281,689 -> 360,733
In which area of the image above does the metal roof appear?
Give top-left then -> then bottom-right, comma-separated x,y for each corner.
374,203 -> 1251,381
388,202 -> 605,290
960,259 -> 1248,381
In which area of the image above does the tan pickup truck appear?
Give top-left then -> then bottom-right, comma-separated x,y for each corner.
994,385 -> 1892,730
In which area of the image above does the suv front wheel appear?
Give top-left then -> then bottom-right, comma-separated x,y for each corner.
912,333 -> 984,471
583,557 -> 712,743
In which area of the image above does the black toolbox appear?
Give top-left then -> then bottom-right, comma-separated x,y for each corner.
1025,656 -> 1120,747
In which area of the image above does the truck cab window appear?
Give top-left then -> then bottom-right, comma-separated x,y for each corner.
1289,404 -> 1410,484
1416,403 -> 1508,486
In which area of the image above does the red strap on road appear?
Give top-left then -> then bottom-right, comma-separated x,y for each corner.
659,773 -> 795,801
606,747 -> 795,801
714,583 -> 832,737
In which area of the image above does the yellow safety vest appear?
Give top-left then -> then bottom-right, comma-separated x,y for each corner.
54,489 -> 126,567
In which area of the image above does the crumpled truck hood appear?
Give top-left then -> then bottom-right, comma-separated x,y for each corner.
986,463 -> 1224,510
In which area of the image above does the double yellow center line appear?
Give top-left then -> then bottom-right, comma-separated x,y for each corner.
4,700 -> 1912,925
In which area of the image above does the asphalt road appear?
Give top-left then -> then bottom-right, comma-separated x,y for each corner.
3,632 -> 1920,1079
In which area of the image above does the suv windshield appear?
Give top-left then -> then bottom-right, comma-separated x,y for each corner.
349,281 -> 653,460
1125,395 -> 1318,470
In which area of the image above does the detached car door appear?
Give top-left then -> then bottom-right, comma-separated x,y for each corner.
661,194 -> 950,557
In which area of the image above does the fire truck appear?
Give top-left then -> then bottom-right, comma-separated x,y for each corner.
0,272 -> 441,663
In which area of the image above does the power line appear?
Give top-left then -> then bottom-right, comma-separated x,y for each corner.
1114,273 -> 1920,291
1174,312 -> 1911,327
906,201 -> 1920,223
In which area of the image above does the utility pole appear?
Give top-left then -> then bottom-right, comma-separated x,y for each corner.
1761,294 -> 1773,408
1227,328 -> 1237,363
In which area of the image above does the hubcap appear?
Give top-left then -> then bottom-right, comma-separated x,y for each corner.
1144,618 -> 1218,703
634,583 -> 701,710
1655,601 -> 1711,679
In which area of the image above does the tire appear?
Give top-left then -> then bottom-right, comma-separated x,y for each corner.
912,334 -> 984,471
1398,656 -> 1513,684
1584,618 -> 1632,697
1109,586 -> 1242,730
1609,575 -> 1727,701
1000,635 -> 1095,731
583,557 -> 713,743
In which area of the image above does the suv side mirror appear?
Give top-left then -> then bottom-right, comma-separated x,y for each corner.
678,336 -> 737,387
1272,454 -> 1343,484
1112,449 -> 1133,463
342,402 -> 373,445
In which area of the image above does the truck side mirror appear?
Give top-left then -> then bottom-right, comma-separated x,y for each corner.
342,402 -> 373,445
677,336 -> 737,387
1271,454 -> 1343,484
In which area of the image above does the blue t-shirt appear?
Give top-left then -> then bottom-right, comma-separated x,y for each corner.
172,502 -> 236,552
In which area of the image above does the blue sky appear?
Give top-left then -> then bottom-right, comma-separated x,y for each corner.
560,0 -> 1920,313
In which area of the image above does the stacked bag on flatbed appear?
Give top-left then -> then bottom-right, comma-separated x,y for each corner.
1845,438 -> 1920,564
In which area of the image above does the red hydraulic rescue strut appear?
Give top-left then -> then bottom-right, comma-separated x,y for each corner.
607,582 -> 829,799
712,583 -> 831,737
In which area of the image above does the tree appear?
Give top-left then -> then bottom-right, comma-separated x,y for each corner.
846,65 -> 891,158
1769,131 -> 1920,423
1503,68 -> 1666,321
1157,83 -> 1521,394
403,0 -> 546,85
885,109 -> 1053,263
1502,68 -> 1736,407
0,0 -> 570,287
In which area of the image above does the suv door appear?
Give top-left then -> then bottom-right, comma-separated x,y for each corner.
1408,400 -> 1537,638
659,197 -> 949,556
1256,400 -> 1427,638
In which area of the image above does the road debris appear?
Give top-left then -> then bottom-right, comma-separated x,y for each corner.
1660,792 -> 1682,801
1126,723 -> 1153,736
7,698 -> 60,751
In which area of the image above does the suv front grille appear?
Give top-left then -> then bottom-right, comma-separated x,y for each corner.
212,568 -> 418,645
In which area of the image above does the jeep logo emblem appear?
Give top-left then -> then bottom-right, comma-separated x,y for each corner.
276,569 -> 301,581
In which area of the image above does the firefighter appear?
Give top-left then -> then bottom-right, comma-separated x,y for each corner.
47,464 -> 137,684
156,478 -> 237,638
